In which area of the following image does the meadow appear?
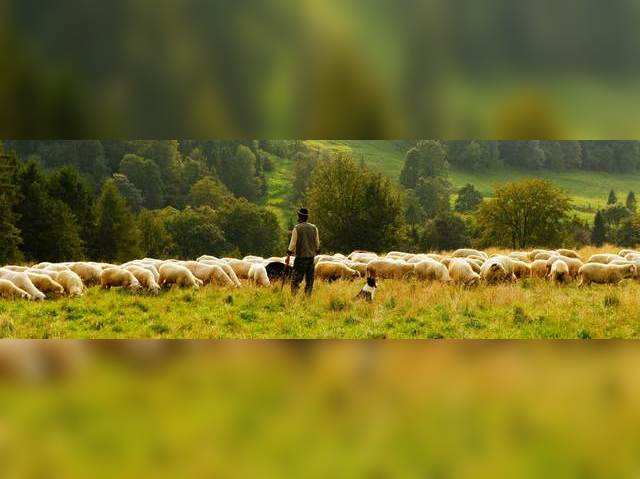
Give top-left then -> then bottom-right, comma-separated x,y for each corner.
3,246 -> 640,339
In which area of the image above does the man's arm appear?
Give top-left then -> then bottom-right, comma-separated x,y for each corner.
315,227 -> 320,254
287,227 -> 297,256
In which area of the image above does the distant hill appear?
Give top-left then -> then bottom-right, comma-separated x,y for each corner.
265,140 -> 640,224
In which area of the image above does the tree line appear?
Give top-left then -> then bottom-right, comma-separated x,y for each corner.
4,140 -> 640,266
392,140 -> 640,173
0,142 -> 282,265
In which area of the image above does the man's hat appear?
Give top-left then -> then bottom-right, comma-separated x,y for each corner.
297,207 -> 309,218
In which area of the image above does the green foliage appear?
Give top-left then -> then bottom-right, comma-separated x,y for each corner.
404,189 -> 426,226
94,179 -> 141,262
626,191 -> 637,212
422,213 -> 470,251
291,150 -> 320,204
615,214 -> 640,247
455,183 -> 483,213
137,209 -> 173,258
119,154 -> 164,208
477,179 -> 572,249
188,176 -> 231,209
0,151 -> 23,264
112,173 -> 143,213
164,207 -> 227,259
47,165 -> 97,243
601,204 -> 631,227
400,140 -> 448,188
608,189 -> 618,205
308,154 -> 404,252
216,144 -> 262,201
591,211 -> 606,247
14,160 -> 84,261
415,176 -> 451,219
447,141 -> 501,171
217,199 -> 283,257
499,141 -> 546,169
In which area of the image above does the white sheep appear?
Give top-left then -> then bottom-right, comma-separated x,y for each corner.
248,263 -> 270,287
587,253 -> 620,264
57,270 -> 86,297
0,270 -> 46,300
0,279 -> 31,300
159,263 -> 202,289
548,260 -> 570,283
578,263 -> 636,286
447,258 -> 480,285
100,267 -> 141,291
414,259 -> 451,282
69,262 -> 102,285
452,249 -> 488,259
124,265 -> 160,294
366,259 -> 415,279
26,272 -> 65,297
315,262 -> 360,281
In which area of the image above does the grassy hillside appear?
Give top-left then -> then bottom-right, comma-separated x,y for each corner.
266,140 -> 640,222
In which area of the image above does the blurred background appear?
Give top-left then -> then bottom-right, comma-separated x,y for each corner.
2,0 -> 640,138
2,341 -> 640,477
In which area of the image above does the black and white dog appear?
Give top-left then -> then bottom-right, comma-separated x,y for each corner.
356,275 -> 377,302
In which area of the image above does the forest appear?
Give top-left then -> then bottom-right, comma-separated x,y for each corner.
2,140 -> 640,265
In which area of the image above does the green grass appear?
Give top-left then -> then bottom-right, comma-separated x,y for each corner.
263,152 -> 295,226
3,274 -> 640,338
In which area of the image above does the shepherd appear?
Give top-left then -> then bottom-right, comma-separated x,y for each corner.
285,207 -> 320,296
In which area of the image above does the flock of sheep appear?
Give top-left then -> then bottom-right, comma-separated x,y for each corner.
1,247 -> 639,301
339,248 -> 640,286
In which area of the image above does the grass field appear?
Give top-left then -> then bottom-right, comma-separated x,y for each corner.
266,140 -> 640,222
2,247 -> 640,339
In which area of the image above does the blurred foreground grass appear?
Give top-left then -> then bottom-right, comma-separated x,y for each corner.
2,341 -> 640,477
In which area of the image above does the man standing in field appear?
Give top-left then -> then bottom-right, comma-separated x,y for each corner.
286,207 -> 320,295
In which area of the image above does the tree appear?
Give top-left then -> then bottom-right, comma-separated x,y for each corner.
608,189 -> 618,205
14,160 -> 84,261
591,210 -> 606,247
308,154 -> 404,252
44,200 -> 85,261
138,208 -> 174,258
165,207 -> 227,259
414,176 -> 451,219
499,141 -> 546,169
447,141 -> 501,171
455,183 -> 483,213
189,176 -> 231,209
217,199 -> 283,257
404,189 -> 426,226
292,150 -> 319,203
422,213 -> 470,251
112,173 -> 143,213
477,179 -> 571,249
94,179 -> 141,262
400,140 -> 448,188
217,144 -> 261,201
119,154 -> 164,208
47,165 -> 96,245
0,151 -> 23,264
615,215 -> 640,247
626,191 -> 637,212
601,204 -> 631,227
